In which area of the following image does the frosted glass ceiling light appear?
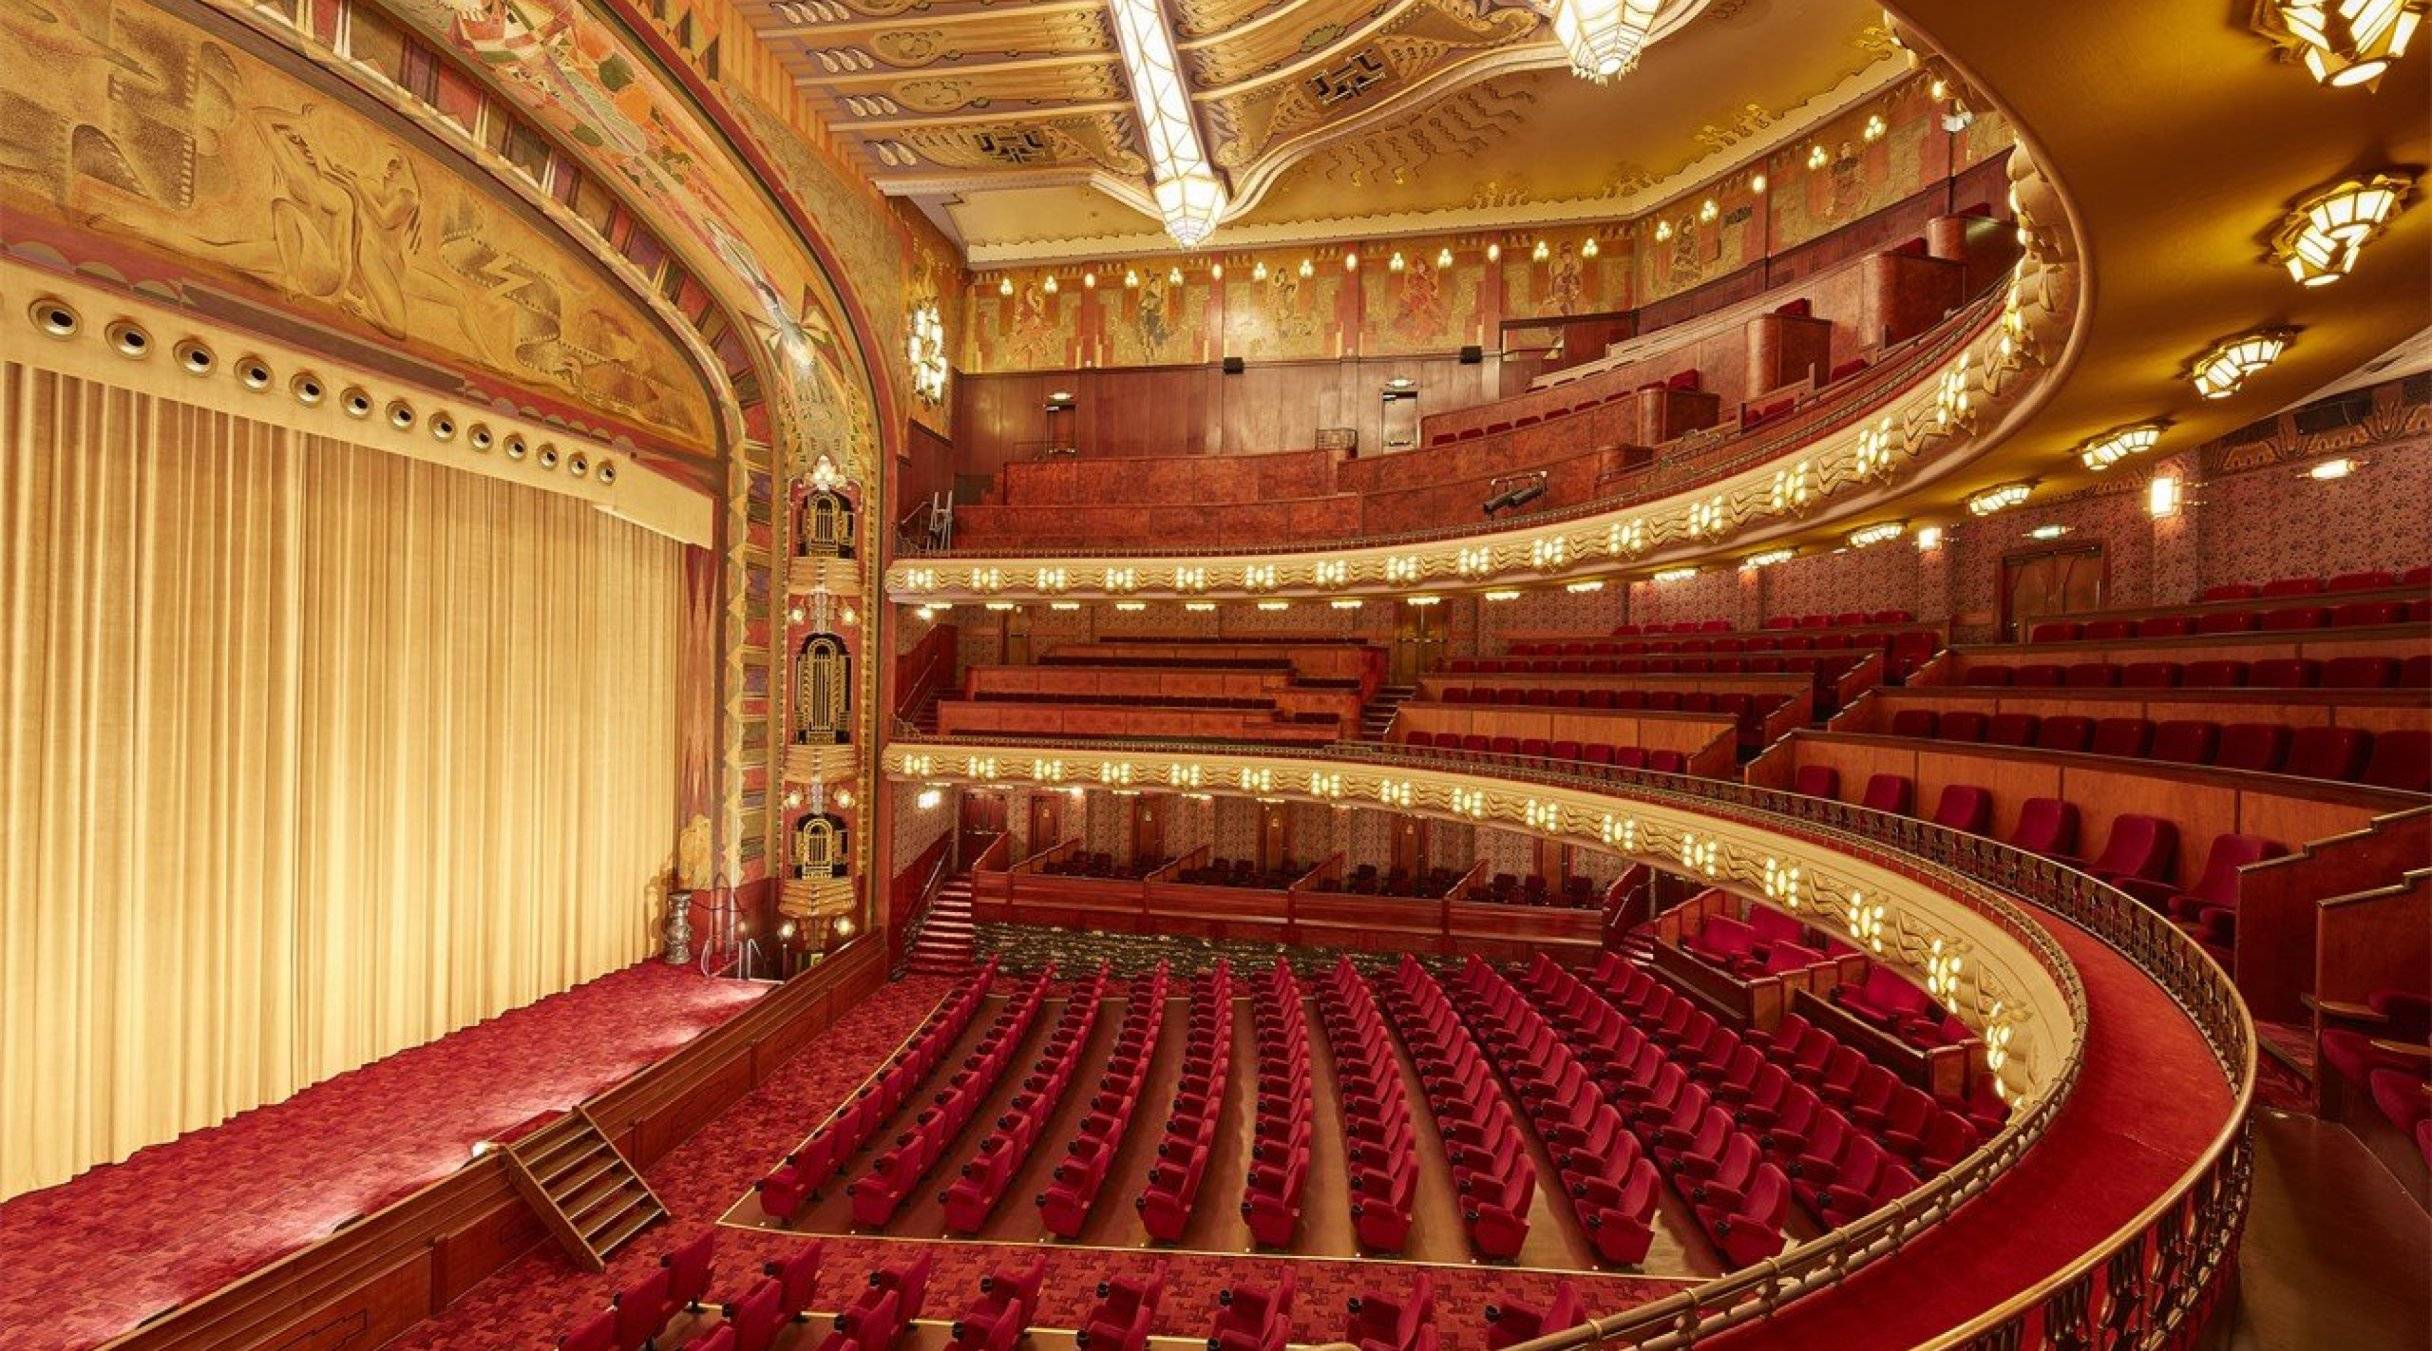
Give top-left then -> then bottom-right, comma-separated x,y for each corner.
1107,0 -> 1228,246
1553,0 -> 1661,82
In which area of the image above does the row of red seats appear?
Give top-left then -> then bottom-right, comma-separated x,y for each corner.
1400,731 -> 1690,774
947,1256 -> 1049,1351
1558,955 -> 1983,1239
1346,1273 -> 1438,1351
1436,684 -> 1788,718
2030,599 -> 2426,643
1454,654 -> 1864,678
2322,992 -> 2432,1173
943,964 -> 1110,1233
813,1251 -> 937,1351
1315,957 -> 1419,1252
1883,705 -> 2431,793
1374,958 -> 1539,1259
555,1236 -> 830,1351
1505,630 -> 1918,658
1478,955 -> 1789,1265
2201,567 -> 2430,600
849,969 -> 1052,1226
1683,903 -> 1843,981
1209,1270 -> 1296,1351
1961,654 -> 2430,689
1483,1279 -> 1591,1350
1808,766 -> 2293,962
1438,957 -> 1660,1265
1241,960 -> 1313,1247
1763,610 -> 1918,629
1040,963 -> 1168,1237
1135,962 -> 1234,1241
756,965 -> 999,1221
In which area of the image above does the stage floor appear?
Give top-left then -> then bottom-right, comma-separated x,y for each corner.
0,960 -> 769,1351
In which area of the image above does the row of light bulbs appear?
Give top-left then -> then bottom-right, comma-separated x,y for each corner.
985,238 -> 1602,296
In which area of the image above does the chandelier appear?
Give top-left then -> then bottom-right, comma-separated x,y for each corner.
1552,0 -> 1662,82
1106,0 -> 1227,245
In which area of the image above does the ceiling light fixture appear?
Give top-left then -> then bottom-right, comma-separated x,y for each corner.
2077,423 -> 2164,471
1564,579 -> 1607,593
1255,599 -> 1290,611
1532,239 -> 1551,261
2272,173 -> 2413,285
1552,0 -> 1660,81
2266,0 -> 2426,88
1848,521 -> 1907,548
2190,329 -> 2295,398
1651,566 -> 1700,584
1107,0 -> 1227,245
1481,589 -> 1522,602
1968,482 -> 2034,515
1083,271 -> 1098,288
1252,261 -> 1268,281
998,277 -> 1013,296
1329,598 -> 1364,609
1389,251 -> 1405,272
1405,595 -> 1442,607
1742,548 -> 1796,569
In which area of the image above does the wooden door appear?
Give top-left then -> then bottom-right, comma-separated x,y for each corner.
1027,792 -> 1065,857
1132,795 -> 1168,867
1004,607 -> 1033,665
1391,600 -> 1445,686
958,789 -> 1008,860
1391,817 -> 1428,881
2001,544 -> 2105,641
1257,802 -> 1293,873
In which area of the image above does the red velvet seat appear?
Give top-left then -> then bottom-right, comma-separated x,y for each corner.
2030,621 -> 2082,643
2195,609 -> 2259,634
2332,601 -> 2403,627
2065,662 -> 2120,688
2261,576 -> 2325,598
2008,796 -> 2080,857
1793,765 -> 1840,798
2089,717 -> 2153,757
2285,725 -> 2370,781
2328,569 -> 2397,592
2012,663 -> 2066,688
1861,773 -> 1913,815
1647,750 -> 1687,773
2251,657 -> 2321,688
2035,716 -> 2095,753
2138,615 -> 2194,638
2150,719 -> 2220,765
2083,619 -> 2138,641
2324,656 -> 2399,689
2183,659 -> 2247,687
560,1310 -> 618,1351
2215,722 -> 2291,773
2262,605 -> 2329,630
1889,708 -> 1940,738
1985,712 -> 2040,747
2120,661 -> 2181,689
1938,710 -> 1990,743
2199,583 -> 2260,601
1930,785 -> 1993,834
2077,813 -> 2178,887
2359,730 -> 2432,793
2121,832 -> 2286,935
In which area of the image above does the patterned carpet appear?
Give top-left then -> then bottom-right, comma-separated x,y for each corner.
390,975 -> 1684,1351
973,923 -> 1469,979
0,961 -> 770,1351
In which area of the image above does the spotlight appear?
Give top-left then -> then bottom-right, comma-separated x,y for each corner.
1481,472 -> 1549,516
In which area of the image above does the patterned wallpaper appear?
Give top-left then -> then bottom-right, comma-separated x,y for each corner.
2194,433 -> 2431,585
889,779 -> 954,876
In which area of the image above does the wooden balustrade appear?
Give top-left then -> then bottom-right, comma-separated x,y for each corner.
1835,683 -> 2432,738
1924,623 -> 2432,678
1392,703 -> 1741,777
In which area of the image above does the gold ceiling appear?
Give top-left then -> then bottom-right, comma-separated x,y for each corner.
736,0 -> 1902,261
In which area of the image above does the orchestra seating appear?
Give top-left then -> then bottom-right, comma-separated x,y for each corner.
945,232 -> 2006,552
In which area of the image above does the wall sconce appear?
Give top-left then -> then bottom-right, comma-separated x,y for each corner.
2077,424 -> 2164,471
2148,473 -> 2184,518
2309,455 -> 2358,480
2272,174 -> 2413,285
1436,246 -> 1454,267
1848,521 -> 1907,548
1532,239 -> 1552,261
1968,482 -> 2033,515
1915,525 -> 1945,551
2190,329 -> 2296,398
2027,523 -> 2071,541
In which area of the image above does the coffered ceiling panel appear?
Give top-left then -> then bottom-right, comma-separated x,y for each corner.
739,0 -> 1899,261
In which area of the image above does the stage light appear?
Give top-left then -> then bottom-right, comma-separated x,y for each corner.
1481,475 -> 1548,516
1651,566 -> 1699,584
1564,579 -> 1607,593
1255,600 -> 1290,611
1329,598 -> 1364,609
916,788 -> 943,810
1406,595 -> 1442,607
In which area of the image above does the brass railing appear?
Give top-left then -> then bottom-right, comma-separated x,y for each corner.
885,734 -> 2254,1348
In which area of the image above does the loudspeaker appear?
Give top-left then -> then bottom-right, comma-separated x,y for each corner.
1459,344 -> 1484,365
1222,355 -> 1246,374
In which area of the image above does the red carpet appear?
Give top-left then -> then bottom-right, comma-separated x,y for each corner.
0,961 -> 768,1351
389,977 -> 1686,1351
1705,914 -> 2235,1348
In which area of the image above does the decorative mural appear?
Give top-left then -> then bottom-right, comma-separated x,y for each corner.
1501,226 -> 1634,321
1634,169 -> 1768,304
1224,262 -> 1353,362
1101,270 -> 1216,367
0,0 -> 714,449
1770,76 -> 1948,251
1363,254 -> 1488,356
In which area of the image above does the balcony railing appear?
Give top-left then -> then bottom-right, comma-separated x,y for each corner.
883,732 -> 2252,1350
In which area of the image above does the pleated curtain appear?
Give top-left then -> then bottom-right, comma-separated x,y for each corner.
0,363 -> 681,1200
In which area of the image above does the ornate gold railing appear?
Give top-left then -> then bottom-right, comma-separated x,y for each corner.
886,735 -> 2253,1348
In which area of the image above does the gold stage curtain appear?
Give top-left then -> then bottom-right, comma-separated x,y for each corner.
0,364 -> 681,1200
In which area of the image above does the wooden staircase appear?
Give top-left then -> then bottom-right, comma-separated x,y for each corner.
1360,684 -> 1417,741
505,1107 -> 668,1271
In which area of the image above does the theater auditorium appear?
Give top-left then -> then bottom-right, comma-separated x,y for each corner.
2,0 -> 2428,1348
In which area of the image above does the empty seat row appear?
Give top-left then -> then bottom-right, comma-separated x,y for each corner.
1374,957 -> 1539,1260
1135,962 -> 1234,1242
1452,654 -> 1860,679
808,1251 -> 936,1351
756,965 -> 1000,1221
1400,730 -> 1692,774
1435,957 -> 1660,1265
1682,900 -> 1845,982
1762,610 -> 1919,629
1241,961 -> 1314,1247
1316,957 -> 1419,1253
1879,707 -> 2431,793
1039,963 -> 1169,1238
1477,955 -> 1790,1266
943,964 -> 1111,1233
1962,654 -> 2431,690
1504,626 -> 1917,656
2030,599 -> 2427,643
557,1230 -> 729,1351
848,968 -> 1054,1227
2199,567 -> 2429,600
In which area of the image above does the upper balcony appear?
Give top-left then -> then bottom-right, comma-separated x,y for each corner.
889,176 -> 2078,608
